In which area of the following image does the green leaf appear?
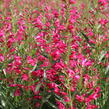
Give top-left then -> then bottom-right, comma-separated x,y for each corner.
99,51 -> 106,62
47,101 -> 58,109
35,83 -> 42,92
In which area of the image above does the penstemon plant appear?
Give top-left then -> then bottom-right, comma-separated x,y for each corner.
0,0 -> 109,109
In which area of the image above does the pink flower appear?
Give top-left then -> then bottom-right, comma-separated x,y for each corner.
0,54 -> 4,62
27,56 -> 36,66
40,60 -> 50,67
51,50 -> 61,61
21,74 -> 29,81
98,0 -> 108,6
69,0 -> 76,4
14,55 -> 22,66
87,31 -> 94,36
99,18 -> 109,25
45,21 -> 50,28
33,16 -> 44,29
47,83 -> 60,94
54,40 -> 67,53
67,68 -> 75,78
81,58 -> 92,67
35,102 -> 41,108
16,30 -> 23,41
32,69 -> 44,78
10,48 -> 16,52
61,92 -> 68,96
74,75 -> 80,80
85,90 -> 101,103
70,87 -> 75,92
9,84 -> 18,87
64,96 -> 70,102
53,59 -> 66,70
86,104 -> 98,109
52,9 -> 59,18
69,60 -> 77,67
76,95 -> 84,102
7,35 -> 15,48
57,101 -> 65,109
14,88 -> 21,96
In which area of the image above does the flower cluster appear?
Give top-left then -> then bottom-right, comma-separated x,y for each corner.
0,0 -> 109,109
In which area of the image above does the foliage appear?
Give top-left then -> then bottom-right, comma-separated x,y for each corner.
0,0 -> 109,109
